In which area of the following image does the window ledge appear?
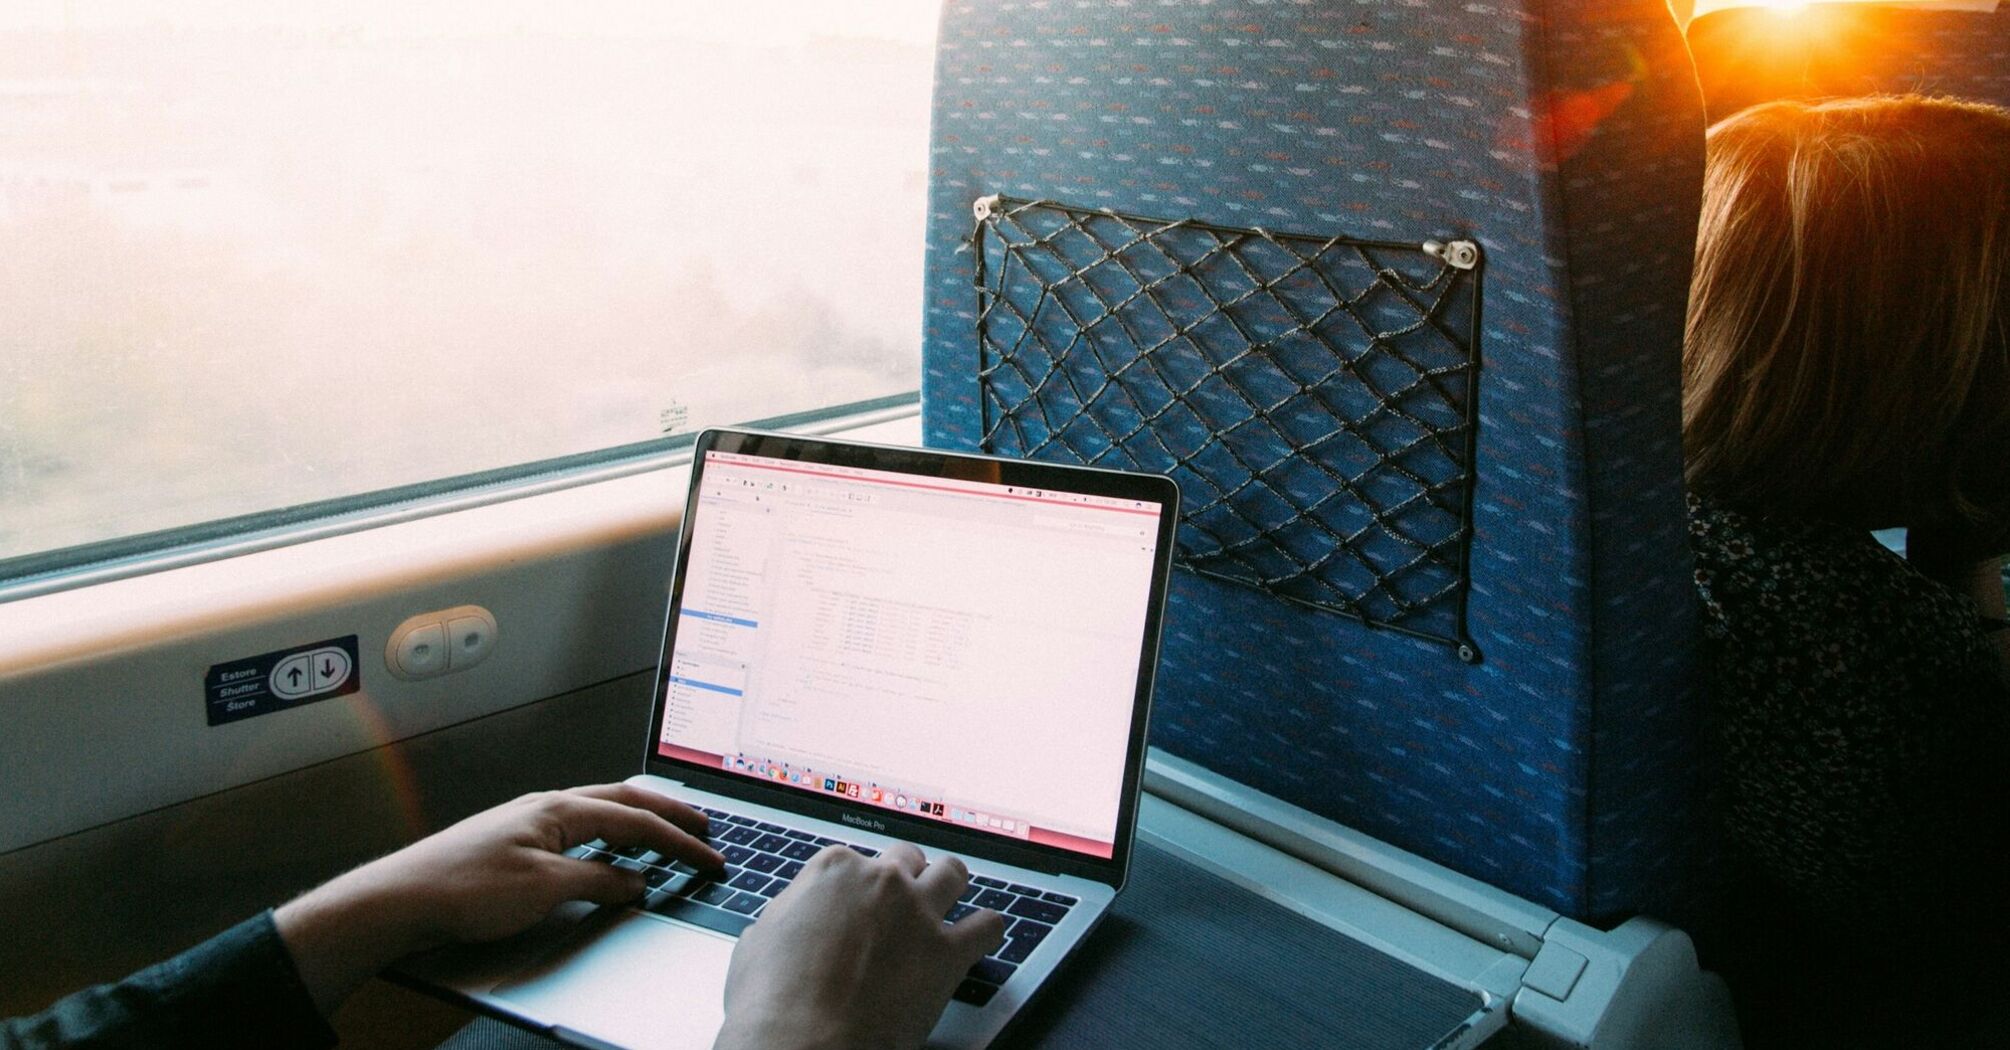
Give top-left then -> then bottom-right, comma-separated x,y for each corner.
0,405 -> 919,855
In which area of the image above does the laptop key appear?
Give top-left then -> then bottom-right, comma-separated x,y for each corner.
729,871 -> 771,894
958,886 -> 980,904
952,980 -> 998,1007
722,892 -> 765,916
944,903 -> 977,923
720,826 -> 760,845
613,857 -> 649,873
972,876 -> 1006,889
969,957 -> 1017,986
751,834 -> 792,854
755,821 -> 787,834
813,836 -> 839,847
997,920 -> 1051,964
745,853 -> 783,874
668,872 -> 697,893
1006,897 -> 1069,925
783,829 -> 817,841
646,894 -> 755,938
691,882 -> 737,907
758,878 -> 791,898
1041,891 -> 1078,906
777,861 -> 805,880
726,815 -> 757,826
1005,883 -> 1042,897
780,840 -> 822,862
1008,917 -> 1052,939
847,844 -> 880,857
721,845 -> 756,866
973,889 -> 1015,912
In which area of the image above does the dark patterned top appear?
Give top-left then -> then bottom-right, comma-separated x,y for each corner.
1687,494 -> 2010,950
0,911 -> 334,1050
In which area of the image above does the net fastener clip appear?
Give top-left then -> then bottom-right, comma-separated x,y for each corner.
1422,239 -> 1481,271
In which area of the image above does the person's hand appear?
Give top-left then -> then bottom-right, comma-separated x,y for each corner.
275,782 -> 723,1015
712,844 -> 1007,1050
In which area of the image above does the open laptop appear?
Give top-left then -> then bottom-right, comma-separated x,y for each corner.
397,427 -> 1181,1050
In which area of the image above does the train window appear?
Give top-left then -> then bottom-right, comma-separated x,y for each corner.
0,2 -> 935,582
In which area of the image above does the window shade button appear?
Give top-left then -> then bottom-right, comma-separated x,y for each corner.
394,622 -> 447,677
446,612 -> 496,669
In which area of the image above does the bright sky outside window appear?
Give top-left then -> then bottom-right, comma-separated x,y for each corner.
0,2 -> 937,563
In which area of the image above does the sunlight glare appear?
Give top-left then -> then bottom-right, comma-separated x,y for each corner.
1689,0 -> 2000,19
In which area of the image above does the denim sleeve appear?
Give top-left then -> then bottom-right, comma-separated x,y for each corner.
0,910 -> 338,1050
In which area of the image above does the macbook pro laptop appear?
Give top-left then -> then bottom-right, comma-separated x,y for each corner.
398,427 -> 1181,1050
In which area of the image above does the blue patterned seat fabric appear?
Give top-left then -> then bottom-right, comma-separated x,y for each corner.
921,0 -> 1705,922
1877,7 -> 2010,104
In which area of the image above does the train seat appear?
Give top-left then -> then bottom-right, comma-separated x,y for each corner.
1690,2 -> 2010,118
922,0 -> 1707,928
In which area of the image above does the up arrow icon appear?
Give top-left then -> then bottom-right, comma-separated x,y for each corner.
269,653 -> 316,699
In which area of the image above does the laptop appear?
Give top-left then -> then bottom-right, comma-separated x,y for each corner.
397,427 -> 1181,1050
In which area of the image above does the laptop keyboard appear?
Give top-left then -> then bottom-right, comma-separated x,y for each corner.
566,804 -> 1076,1007
945,874 -> 1078,1006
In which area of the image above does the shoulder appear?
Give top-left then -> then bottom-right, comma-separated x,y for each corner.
1684,494 -> 2010,941
1685,492 -> 1981,659
1683,490 -> 2005,757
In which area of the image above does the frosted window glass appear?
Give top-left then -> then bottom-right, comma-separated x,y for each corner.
0,2 -> 936,561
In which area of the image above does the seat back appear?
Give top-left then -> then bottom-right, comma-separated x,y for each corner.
922,0 -> 1706,921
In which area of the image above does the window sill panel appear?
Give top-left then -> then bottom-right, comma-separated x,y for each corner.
0,410 -> 920,855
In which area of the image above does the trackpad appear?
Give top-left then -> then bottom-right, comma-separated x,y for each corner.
495,913 -> 733,1050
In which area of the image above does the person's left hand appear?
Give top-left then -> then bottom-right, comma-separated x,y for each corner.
275,782 -> 724,1014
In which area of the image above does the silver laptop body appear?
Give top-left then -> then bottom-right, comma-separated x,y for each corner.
398,428 -> 1182,1050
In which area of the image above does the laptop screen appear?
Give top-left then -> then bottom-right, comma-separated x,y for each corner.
653,443 -> 1166,860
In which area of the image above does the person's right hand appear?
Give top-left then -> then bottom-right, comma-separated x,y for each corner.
275,782 -> 724,1015
712,843 -> 1007,1050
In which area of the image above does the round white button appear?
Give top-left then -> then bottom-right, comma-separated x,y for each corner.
396,623 -> 448,676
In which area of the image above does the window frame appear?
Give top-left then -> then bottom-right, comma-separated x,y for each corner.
0,395 -> 921,856
0,392 -> 919,604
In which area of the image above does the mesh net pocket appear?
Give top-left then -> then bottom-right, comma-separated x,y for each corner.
971,195 -> 1484,660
